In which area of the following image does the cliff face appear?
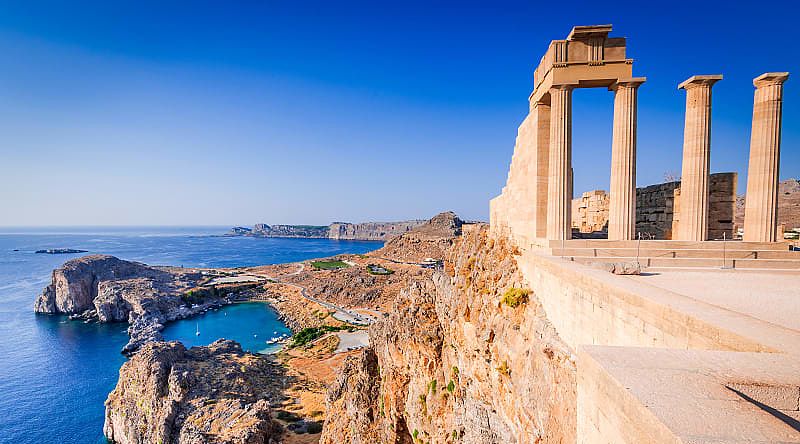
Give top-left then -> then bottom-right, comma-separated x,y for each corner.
253,224 -> 329,238
34,255 -> 156,315
104,340 -> 282,444
230,219 -> 427,241
329,220 -> 426,241
321,225 -> 576,443
34,255 -> 241,354
374,211 -> 464,262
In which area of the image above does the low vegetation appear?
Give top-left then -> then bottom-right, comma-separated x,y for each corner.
501,287 -> 530,308
311,260 -> 350,270
290,325 -> 347,347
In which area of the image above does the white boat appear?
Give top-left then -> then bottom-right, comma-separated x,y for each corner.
195,322 -> 200,336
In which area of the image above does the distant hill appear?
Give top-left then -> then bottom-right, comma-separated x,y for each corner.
735,178 -> 800,230
227,219 -> 427,241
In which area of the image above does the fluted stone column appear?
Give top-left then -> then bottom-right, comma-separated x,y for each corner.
675,75 -> 722,241
547,84 -> 575,240
744,72 -> 789,242
608,77 -> 646,240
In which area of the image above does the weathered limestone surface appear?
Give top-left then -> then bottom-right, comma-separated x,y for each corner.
744,72 -> 789,242
570,173 -> 737,239
322,225 -> 576,443
34,255 -> 247,355
491,24 -> 635,248
608,78 -> 644,240
104,340 -> 282,444
572,190 -> 609,234
547,85 -> 575,240
675,75 -> 722,241
672,172 -> 737,240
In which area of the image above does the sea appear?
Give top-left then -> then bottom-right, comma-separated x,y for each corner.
0,226 -> 382,444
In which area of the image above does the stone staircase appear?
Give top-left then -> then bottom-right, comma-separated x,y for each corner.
548,239 -> 800,271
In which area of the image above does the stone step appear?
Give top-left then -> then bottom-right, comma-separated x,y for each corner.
549,239 -> 789,251
550,248 -> 800,260
572,256 -> 800,270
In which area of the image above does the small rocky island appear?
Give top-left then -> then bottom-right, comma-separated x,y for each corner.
35,248 -> 88,254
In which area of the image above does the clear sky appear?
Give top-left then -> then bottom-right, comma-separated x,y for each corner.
0,0 -> 797,226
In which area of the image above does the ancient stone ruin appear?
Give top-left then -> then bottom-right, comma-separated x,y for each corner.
490,24 -> 788,246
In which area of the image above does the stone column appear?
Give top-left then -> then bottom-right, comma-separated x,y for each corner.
547,84 -> 575,240
744,72 -> 789,242
608,77 -> 646,240
532,102 -> 551,239
675,75 -> 722,241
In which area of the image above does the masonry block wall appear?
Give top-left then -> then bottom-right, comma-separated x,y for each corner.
668,172 -> 737,240
570,172 -> 737,239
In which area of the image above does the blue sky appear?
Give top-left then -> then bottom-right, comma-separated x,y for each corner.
0,1 -> 796,226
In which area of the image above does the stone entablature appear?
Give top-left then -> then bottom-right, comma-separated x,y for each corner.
530,25 -> 632,105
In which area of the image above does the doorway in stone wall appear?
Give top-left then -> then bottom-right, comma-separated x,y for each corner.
570,88 -> 614,239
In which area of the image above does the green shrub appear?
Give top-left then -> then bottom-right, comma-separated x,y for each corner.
446,380 -> 455,393
501,287 -> 530,308
497,360 -> 510,377
290,325 -> 347,347
275,410 -> 302,422
428,379 -> 437,393
306,421 -> 323,434
311,260 -> 350,270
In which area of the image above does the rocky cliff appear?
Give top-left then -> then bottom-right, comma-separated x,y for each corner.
252,224 -> 330,238
374,211 -> 464,262
104,340 -> 282,444
329,220 -> 426,241
34,255 -> 245,354
229,219 -> 427,241
321,225 -> 576,443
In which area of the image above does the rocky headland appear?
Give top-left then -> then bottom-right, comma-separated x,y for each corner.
33,255 -> 258,355
227,219 -> 427,241
37,212 -> 489,443
104,339 -> 283,444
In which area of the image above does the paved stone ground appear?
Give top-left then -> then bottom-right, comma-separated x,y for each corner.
629,270 -> 800,332
334,331 -> 369,353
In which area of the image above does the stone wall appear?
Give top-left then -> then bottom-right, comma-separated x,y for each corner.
571,190 -> 609,233
667,172 -> 737,240
569,173 -> 736,240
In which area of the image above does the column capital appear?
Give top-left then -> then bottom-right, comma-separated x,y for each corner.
609,76 -> 646,91
550,81 -> 579,91
678,74 -> 723,90
753,72 -> 789,88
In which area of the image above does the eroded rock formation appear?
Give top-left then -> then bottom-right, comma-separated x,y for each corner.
321,225 -> 576,443
104,340 -> 282,444
374,211 -> 465,262
34,255 -> 245,354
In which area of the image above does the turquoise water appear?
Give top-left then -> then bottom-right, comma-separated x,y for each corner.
162,302 -> 293,354
0,227 -> 381,444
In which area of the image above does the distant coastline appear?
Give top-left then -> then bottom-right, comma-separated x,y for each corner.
225,220 -> 427,241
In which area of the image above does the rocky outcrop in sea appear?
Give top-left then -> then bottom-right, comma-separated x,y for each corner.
34,255 -> 248,354
104,339 -> 283,444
